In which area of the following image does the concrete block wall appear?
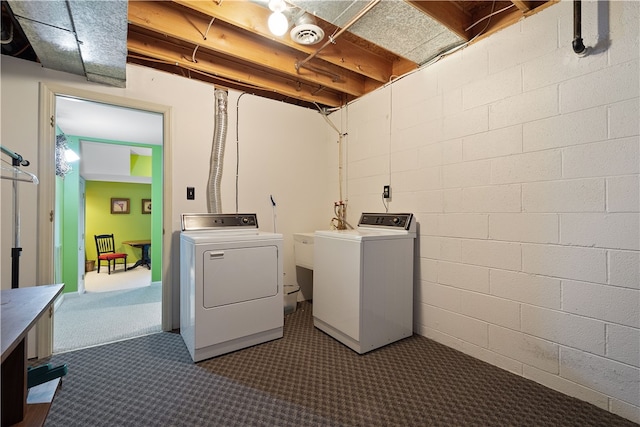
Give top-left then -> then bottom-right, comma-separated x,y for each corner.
339,1 -> 639,422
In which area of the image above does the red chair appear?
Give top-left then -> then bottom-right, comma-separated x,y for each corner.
94,234 -> 128,274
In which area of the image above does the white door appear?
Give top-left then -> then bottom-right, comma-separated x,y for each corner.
77,178 -> 86,293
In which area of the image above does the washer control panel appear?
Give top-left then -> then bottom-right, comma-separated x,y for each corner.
181,213 -> 258,231
359,213 -> 413,230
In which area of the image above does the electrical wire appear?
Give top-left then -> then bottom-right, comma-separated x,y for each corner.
465,3 -> 515,32
387,84 -> 392,211
8,43 -> 31,57
187,17 -> 216,63
1,19 -> 13,44
189,45 -> 199,63
203,17 -> 215,40
127,54 -> 272,94
381,191 -> 389,213
343,105 -> 349,208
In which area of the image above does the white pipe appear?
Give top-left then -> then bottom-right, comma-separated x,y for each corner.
295,0 -> 380,72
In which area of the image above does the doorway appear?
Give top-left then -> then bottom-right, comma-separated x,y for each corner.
37,83 -> 173,358
53,98 -> 163,352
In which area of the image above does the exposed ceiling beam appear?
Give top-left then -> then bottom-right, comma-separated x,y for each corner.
511,1 -> 533,12
128,1 -> 369,99
127,55 -> 326,109
173,0 -> 415,84
127,29 -> 346,107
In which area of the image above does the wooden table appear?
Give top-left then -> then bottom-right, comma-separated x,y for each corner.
1,284 -> 64,427
123,240 -> 151,270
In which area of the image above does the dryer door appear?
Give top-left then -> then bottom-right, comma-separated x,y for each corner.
202,245 -> 279,308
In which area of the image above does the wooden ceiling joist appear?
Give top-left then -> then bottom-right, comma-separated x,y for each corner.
128,1 -> 369,98
172,0 -> 414,84
127,29 -> 345,107
128,55 -> 331,109
511,1 -> 533,12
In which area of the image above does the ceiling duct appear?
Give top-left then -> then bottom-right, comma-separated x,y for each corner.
290,13 -> 325,45
289,0 -> 464,64
5,0 -> 128,87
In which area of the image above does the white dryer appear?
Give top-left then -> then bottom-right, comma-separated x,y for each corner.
313,213 -> 416,354
180,213 -> 283,362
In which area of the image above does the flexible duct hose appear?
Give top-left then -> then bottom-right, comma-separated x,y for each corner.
208,89 -> 228,213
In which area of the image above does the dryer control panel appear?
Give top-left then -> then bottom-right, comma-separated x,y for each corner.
181,213 -> 258,231
359,213 -> 413,230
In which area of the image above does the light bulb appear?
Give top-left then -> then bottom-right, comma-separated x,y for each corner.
64,148 -> 79,162
268,12 -> 288,36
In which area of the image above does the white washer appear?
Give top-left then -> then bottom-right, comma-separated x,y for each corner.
180,213 -> 283,362
313,213 -> 416,354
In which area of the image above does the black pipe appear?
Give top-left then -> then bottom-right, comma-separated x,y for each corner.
2,145 -> 30,289
573,0 -> 587,55
11,247 -> 21,289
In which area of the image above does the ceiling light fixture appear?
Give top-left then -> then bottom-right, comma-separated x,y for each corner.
64,148 -> 80,162
267,0 -> 289,36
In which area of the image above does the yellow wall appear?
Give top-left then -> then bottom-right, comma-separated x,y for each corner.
85,181 -> 152,262
130,154 -> 152,177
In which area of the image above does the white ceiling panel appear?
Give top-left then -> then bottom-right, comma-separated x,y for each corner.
56,96 -> 163,146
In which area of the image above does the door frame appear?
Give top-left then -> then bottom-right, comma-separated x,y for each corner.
78,177 -> 85,294
37,82 -> 173,358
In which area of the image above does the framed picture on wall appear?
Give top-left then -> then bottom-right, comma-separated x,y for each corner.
111,198 -> 130,214
142,199 -> 152,214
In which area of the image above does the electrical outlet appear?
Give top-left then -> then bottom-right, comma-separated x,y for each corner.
383,185 -> 391,199
187,187 -> 195,200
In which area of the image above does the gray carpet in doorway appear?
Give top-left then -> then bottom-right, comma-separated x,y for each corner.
43,302 -> 635,426
53,283 -> 162,353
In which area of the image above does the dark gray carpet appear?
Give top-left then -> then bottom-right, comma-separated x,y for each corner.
43,302 -> 636,426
